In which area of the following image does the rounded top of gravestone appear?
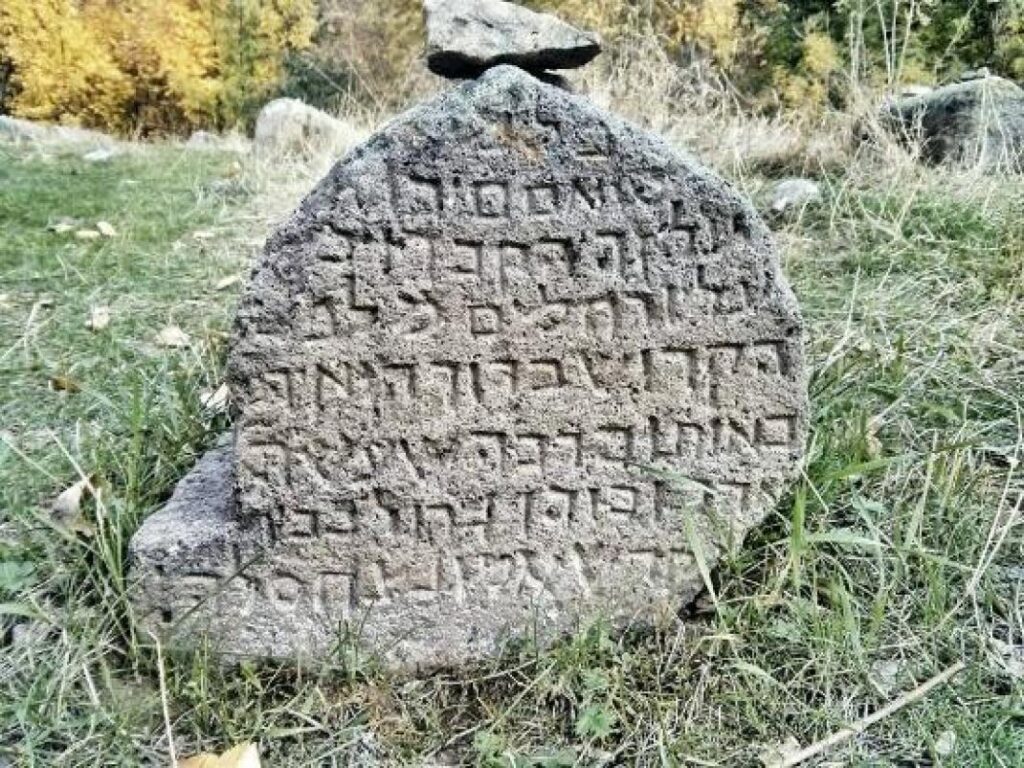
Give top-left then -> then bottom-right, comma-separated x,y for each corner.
424,0 -> 601,79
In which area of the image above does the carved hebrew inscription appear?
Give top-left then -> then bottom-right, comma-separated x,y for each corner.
130,66 -> 806,669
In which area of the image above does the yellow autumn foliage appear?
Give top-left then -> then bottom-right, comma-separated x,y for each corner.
0,0 -> 315,134
776,30 -> 841,111
0,0 -> 130,129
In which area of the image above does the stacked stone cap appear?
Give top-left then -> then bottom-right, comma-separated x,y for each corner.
424,0 -> 601,79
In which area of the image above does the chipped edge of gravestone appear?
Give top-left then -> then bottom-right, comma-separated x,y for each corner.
129,441 -> 258,636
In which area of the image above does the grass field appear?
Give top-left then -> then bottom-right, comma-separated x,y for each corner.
1,124 -> 1023,766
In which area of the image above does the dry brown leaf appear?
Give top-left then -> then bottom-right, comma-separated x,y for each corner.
200,383 -> 230,412
214,274 -> 241,291
87,306 -> 111,331
75,229 -> 101,240
96,221 -> 118,237
50,475 -> 97,535
179,742 -> 261,768
49,374 -> 81,393
156,325 -> 190,348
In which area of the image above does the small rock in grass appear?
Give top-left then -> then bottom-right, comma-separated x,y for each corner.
769,177 -> 822,215
758,736 -> 802,767
199,383 -> 230,412
934,729 -> 956,756
10,620 -> 48,648
96,221 -> 117,238
155,325 -> 190,348
86,306 -> 111,331
869,658 -> 903,695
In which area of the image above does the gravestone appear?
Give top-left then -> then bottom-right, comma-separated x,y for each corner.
130,64 -> 807,670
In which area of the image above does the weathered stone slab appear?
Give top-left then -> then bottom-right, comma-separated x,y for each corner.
880,75 -> 1024,172
424,0 -> 601,78
130,65 -> 807,670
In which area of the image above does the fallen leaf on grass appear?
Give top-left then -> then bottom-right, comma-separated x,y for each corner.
50,475 -> 98,535
200,383 -> 230,412
96,221 -> 117,237
75,229 -> 101,240
179,742 -> 261,768
214,274 -> 241,291
86,306 -> 111,331
49,374 -> 81,393
759,736 -> 802,768
155,325 -> 190,348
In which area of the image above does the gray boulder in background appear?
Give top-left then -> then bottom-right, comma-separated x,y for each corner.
880,75 -> 1024,172
253,97 -> 364,160
424,0 -> 601,79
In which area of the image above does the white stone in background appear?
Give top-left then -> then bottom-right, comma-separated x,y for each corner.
768,178 -> 822,214
253,98 -> 365,160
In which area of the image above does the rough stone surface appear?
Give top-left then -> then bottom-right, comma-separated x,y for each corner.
424,0 -> 600,78
881,75 -> 1024,171
130,66 -> 807,670
253,98 -> 364,160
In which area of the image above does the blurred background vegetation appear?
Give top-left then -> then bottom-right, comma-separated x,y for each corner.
1,0 -> 1023,136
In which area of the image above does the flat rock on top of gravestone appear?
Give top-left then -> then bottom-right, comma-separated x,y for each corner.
129,65 -> 807,672
424,0 -> 601,78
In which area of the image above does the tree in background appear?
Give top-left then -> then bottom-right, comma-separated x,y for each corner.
88,0 -> 221,134
210,0 -> 317,129
1,0 -> 1022,131
0,0 -> 131,130
0,0 -> 315,134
